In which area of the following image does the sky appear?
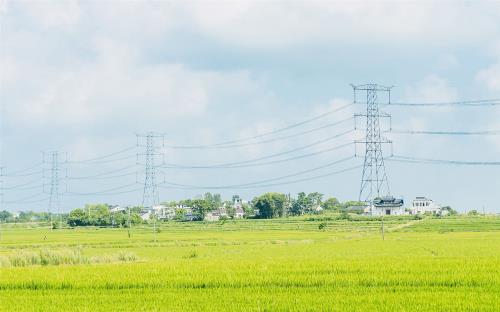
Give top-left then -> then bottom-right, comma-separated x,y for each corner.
0,0 -> 499,213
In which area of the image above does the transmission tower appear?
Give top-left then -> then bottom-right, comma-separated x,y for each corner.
137,132 -> 165,208
352,84 -> 393,204
44,151 -> 64,228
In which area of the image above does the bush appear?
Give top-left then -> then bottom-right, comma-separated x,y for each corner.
318,222 -> 327,230
0,248 -> 138,267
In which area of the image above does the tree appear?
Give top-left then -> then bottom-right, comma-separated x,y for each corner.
468,210 -> 479,216
226,205 -> 236,219
174,208 -> 187,221
291,192 -> 309,216
253,193 -> 286,219
204,192 -> 213,205
191,199 -> 212,220
441,206 -> 458,216
322,197 -> 340,211
213,194 -> 222,208
305,192 -> 323,213
68,208 -> 88,227
242,203 -> 254,218
0,210 -> 12,222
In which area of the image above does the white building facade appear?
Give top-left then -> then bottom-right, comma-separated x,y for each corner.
410,197 -> 442,215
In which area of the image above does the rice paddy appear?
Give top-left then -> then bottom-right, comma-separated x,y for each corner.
0,215 -> 499,311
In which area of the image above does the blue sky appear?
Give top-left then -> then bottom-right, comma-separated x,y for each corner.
1,0 -> 499,213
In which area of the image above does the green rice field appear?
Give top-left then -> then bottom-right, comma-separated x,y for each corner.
0,215 -> 499,311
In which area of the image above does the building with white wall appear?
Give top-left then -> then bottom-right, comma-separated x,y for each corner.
410,197 -> 443,215
370,196 -> 405,216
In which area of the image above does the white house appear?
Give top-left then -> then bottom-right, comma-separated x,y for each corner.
204,211 -> 221,222
204,208 -> 228,222
152,205 -> 176,220
109,205 -> 125,213
140,211 -> 152,221
410,197 -> 443,215
370,196 -> 405,216
234,207 -> 245,219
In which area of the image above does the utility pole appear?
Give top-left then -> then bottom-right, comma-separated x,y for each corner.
353,84 -> 393,209
381,216 -> 385,241
127,206 -> 131,238
137,132 -> 165,242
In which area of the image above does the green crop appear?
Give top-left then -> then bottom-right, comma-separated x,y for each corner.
0,215 -> 498,311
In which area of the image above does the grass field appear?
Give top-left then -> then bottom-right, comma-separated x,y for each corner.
0,215 -> 499,311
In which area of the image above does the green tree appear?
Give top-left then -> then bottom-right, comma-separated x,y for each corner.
322,197 -> 340,211
441,206 -> 458,216
242,203 -> 254,218
174,208 -> 187,221
0,210 -> 12,222
213,193 -> 222,208
68,208 -> 88,227
306,192 -> 323,213
226,205 -> 236,219
253,193 -> 286,219
191,199 -> 212,220
291,192 -> 309,216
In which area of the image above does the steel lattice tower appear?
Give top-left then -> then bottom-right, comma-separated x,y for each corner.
137,132 -> 165,208
353,84 -> 393,204
45,151 -> 63,227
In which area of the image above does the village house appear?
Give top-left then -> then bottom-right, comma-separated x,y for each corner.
410,197 -> 443,215
204,207 -> 228,222
109,205 -> 125,213
369,196 -> 405,216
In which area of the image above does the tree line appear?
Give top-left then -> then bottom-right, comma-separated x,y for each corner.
1,191 -> 460,227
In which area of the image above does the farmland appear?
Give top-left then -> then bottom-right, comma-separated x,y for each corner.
0,215 -> 499,311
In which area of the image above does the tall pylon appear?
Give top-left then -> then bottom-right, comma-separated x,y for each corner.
352,84 -> 393,204
137,132 -> 165,208
44,151 -> 64,228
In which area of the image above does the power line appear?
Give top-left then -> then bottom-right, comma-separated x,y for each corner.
66,164 -> 138,180
161,129 -> 355,171
66,182 -> 140,196
67,146 -> 136,163
389,129 -> 500,136
3,192 -> 46,204
165,116 -> 353,150
388,155 -> 500,166
387,98 -> 500,107
67,154 -> 136,165
68,171 -> 137,181
164,103 -> 354,149
1,162 -> 44,176
2,170 -> 43,178
161,142 -> 354,169
0,178 -> 42,190
159,155 -> 355,190
66,188 -> 143,197
159,163 -> 361,190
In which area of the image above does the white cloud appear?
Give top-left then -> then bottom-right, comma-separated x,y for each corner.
0,0 -> 8,13
403,74 -> 458,103
182,1 -> 500,48
476,61 -> 500,91
2,38 -> 263,128
23,0 -> 81,29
